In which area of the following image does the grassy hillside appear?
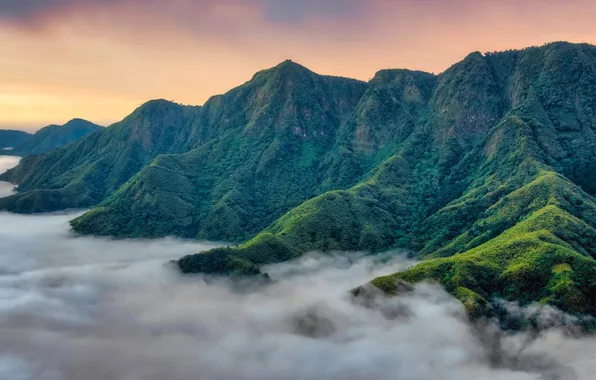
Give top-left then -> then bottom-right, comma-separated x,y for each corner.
178,43 -> 596,316
70,61 -> 368,240
3,42 -> 596,315
373,203 -> 596,316
0,100 -> 197,213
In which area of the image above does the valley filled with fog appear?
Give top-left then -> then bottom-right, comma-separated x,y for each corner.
0,156 -> 19,198
0,156 -> 595,380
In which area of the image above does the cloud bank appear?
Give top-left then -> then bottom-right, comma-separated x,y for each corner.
0,156 -> 20,198
0,209 -> 595,379
0,156 -> 20,174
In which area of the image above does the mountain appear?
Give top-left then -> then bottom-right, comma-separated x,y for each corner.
70,61 -> 367,240
3,42 -> 596,316
10,119 -> 104,156
177,42 -> 596,316
70,65 -> 439,242
0,130 -> 31,150
2,61 -> 367,223
0,101 -> 198,213
0,119 -> 103,157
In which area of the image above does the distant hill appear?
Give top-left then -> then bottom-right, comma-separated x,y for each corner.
0,130 -> 31,150
3,42 -> 596,317
1,119 -> 104,157
71,61 -> 367,240
0,102 -> 199,212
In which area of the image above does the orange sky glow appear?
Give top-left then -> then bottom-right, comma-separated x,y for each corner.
2,0 -> 596,131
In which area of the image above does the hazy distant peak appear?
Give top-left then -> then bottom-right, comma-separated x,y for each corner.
63,118 -> 103,127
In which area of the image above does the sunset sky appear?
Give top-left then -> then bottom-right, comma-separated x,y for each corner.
2,0 -> 596,131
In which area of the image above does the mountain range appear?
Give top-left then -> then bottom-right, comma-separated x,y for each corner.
2,42 -> 596,317
0,130 -> 31,150
0,119 -> 103,157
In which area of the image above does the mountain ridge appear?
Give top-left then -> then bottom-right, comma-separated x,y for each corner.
0,102 -> 197,213
0,119 -> 103,156
0,130 -> 31,150
176,42 -> 596,316
2,41 -> 596,316
70,64 -> 368,240
9,119 -> 104,156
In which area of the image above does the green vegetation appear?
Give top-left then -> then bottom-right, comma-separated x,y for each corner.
373,204 -> 596,315
0,119 -> 104,157
4,42 -> 596,315
178,43 -> 596,316
71,61 -> 368,239
0,101 -> 197,213
0,130 -> 31,150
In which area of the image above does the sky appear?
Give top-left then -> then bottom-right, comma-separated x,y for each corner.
1,0 -> 596,131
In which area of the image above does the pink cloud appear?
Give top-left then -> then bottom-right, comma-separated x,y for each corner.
0,0 -> 369,27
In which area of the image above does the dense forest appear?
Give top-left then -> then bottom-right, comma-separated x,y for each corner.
0,119 -> 103,157
2,42 -> 596,316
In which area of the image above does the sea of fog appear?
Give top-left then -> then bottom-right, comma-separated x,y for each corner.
0,156 -> 20,198
0,156 -> 596,380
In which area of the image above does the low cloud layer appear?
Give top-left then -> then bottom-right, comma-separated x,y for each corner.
0,156 -> 20,174
1,210 -> 596,379
0,156 -> 20,198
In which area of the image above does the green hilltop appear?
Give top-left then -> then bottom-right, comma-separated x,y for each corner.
3,42 -> 596,315
0,130 -> 31,150
70,61 -> 367,239
179,42 -> 596,316
0,102 -> 194,212
0,119 -> 103,157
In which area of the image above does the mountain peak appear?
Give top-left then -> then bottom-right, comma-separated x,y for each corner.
62,118 -> 103,129
65,118 -> 90,124
37,119 -> 102,133
250,59 -> 313,82
130,99 -> 190,118
138,98 -> 178,109
275,59 -> 306,69
371,69 -> 436,83
446,51 -> 487,71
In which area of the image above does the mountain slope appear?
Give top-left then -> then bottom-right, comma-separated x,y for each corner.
0,130 -> 31,150
0,100 -> 198,213
70,61 -> 368,240
178,42 -> 596,315
2,42 -> 596,315
4,119 -> 104,156
373,202 -> 596,316
178,49 -> 511,273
